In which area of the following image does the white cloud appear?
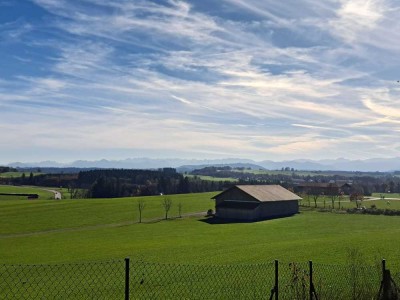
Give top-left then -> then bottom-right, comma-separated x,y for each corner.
363,98 -> 400,118
330,0 -> 387,43
1,0 -> 400,162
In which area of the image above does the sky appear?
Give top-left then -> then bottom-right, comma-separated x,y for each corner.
1,0 -> 400,164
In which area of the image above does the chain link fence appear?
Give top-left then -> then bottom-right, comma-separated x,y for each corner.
277,261 -> 381,300
0,260 -> 124,300
1,258 -> 399,299
130,261 -> 274,299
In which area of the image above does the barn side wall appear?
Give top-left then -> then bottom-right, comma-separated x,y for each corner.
216,206 -> 260,221
214,187 -> 258,206
259,200 -> 299,218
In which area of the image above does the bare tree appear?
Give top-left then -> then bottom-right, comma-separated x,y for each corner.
338,192 -> 344,209
137,199 -> 145,223
327,184 -> 339,209
162,196 -> 173,220
331,194 -> 338,209
312,194 -> 320,208
351,192 -> 364,208
305,191 -> 311,207
178,202 -> 182,218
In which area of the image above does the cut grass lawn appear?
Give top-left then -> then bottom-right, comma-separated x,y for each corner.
185,174 -> 238,182
0,185 -> 54,200
2,190 -> 400,268
0,192 -> 215,235
3,210 -> 400,267
2,187 -> 399,299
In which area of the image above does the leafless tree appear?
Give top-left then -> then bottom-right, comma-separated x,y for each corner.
178,202 -> 182,218
162,196 -> 173,220
312,194 -> 320,208
137,199 -> 145,223
338,192 -> 344,209
331,194 -> 338,209
305,191 -> 311,207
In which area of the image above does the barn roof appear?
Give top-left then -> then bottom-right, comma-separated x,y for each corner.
213,185 -> 302,202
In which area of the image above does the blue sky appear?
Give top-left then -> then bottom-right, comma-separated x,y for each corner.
1,0 -> 400,163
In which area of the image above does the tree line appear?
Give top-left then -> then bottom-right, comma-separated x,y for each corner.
0,168 -> 232,198
190,166 -> 400,196
3,164 -> 400,199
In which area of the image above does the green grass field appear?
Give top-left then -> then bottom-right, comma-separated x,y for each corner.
185,174 -> 238,182
1,186 -> 400,268
0,185 -> 55,200
0,172 -> 43,178
0,191 -> 215,236
372,192 -> 400,198
235,169 -> 389,178
2,185 -> 400,299
300,194 -> 400,210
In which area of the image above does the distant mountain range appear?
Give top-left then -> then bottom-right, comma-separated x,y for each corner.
6,157 -> 400,172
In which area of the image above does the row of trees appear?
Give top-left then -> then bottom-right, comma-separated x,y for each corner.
4,165 -> 400,200
299,192 -> 347,209
136,197 -> 182,223
191,166 -> 400,196
0,172 -> 78,187
85,170 -> 232,198
0,168 -> 233,198
0,166 -> 16,173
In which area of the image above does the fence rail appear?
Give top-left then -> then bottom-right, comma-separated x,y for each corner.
1,258 -> 399,299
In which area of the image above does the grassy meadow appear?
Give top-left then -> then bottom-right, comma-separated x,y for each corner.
1,186 -> 400,269
0,172 -> 43,178
0,185 -> 55,200
185,174 -> 238,182
300,194 -> 400,210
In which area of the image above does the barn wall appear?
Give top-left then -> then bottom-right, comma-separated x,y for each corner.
214,187 -> 257,206
216,206 -> 260,221
259,200 -> 298,218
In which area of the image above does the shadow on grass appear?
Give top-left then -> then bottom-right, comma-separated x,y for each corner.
140,216 -> 187,224
199,214 -> 297,225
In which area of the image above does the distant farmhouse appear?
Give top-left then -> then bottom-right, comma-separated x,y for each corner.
212,185 -> 301,221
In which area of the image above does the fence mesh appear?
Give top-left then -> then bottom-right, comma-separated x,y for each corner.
313,263 -> 380,300
388,263 -> 400,297
279,261 -> 310,300
0,258 -> 397,299
0,260 -> 124,300
130,261 -> 274,299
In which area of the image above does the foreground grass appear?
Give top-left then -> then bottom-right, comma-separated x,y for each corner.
2,200 -> 400,267
2,189 -> 398,299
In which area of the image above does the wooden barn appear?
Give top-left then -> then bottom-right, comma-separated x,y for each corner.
212,185 -> 301,221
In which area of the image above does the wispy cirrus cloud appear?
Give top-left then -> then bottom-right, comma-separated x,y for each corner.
1,0 -> 400,163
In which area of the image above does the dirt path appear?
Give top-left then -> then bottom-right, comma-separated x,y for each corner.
41,189 -> 62,199
0,212 -> 206,239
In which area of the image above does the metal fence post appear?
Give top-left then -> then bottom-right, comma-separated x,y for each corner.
309,261 -> 313,300
275,260 -> 279,300
382,259 -> 386,277
125,257 -> 130,300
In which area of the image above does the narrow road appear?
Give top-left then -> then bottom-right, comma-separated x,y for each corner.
41,189 -> 62,199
